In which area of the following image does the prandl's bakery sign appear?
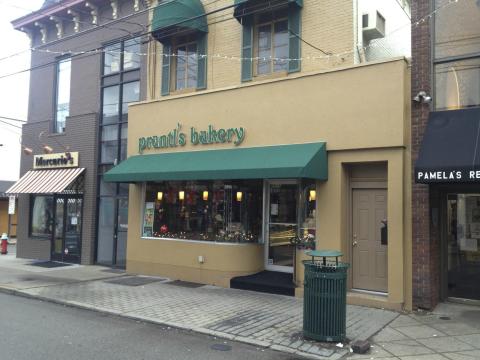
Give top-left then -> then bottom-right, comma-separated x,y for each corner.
138,123 -> 246,154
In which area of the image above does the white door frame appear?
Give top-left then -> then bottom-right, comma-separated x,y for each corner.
263,179 -> 298,273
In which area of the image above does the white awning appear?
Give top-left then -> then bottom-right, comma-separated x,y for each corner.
6,168 -> 85,194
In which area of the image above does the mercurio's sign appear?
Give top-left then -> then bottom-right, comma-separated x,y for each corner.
138,123 -> 246,154
33,152 -> 79,169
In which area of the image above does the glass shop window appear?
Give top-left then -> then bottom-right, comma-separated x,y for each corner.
30,195 -> 54,237
298,181 -> 316,249
142,180 -> 263,243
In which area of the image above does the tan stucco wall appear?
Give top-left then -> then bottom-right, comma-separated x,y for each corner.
125,58 -> 412,310
147,0 -> 355,100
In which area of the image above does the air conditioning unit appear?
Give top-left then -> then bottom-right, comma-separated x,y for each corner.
362,11 -> 386,41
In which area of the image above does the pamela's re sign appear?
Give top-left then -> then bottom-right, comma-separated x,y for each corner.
33,152 -> 79,169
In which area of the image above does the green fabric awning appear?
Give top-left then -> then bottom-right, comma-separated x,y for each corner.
233,0 -> 303,21
152,0 -> 208,42
104,143 -> 327,183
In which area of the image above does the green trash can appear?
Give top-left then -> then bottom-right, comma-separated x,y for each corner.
303,250 -> 349,342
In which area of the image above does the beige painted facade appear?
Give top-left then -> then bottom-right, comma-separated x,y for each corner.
125,56 -> 412,310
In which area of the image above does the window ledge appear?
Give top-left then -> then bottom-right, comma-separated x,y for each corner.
170,88 -> 197,96
141,236 -> 262,246
48,132 -> 67,138
253,71 -> 288,82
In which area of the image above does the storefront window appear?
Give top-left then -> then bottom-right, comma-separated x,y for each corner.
299,181 -> 316,243
142,180 -> 263,243
447,194 -> 480,300
30,196 -> 54,237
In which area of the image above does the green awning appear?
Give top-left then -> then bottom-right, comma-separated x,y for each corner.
233,0 -> 303,21
104,143 -> 327,183
152,0 -> 208,42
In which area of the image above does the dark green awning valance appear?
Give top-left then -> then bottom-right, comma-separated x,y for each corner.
233,0 -> 303,21
104,143 -> 327,183
152,0 -> 208,42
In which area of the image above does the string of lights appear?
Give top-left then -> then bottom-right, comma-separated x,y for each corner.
0,0 -> 462,82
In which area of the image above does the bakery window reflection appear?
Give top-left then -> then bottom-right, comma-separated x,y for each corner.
142,180 -> 263,243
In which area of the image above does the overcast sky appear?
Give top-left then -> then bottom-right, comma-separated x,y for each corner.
0,0 -> 43,181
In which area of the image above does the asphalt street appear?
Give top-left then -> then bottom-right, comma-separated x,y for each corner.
0,292 -> 305,360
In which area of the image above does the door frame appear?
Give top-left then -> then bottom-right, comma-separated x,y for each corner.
263,179 -> 299,273
349,181 -> 387,293
51,194 -> 83,263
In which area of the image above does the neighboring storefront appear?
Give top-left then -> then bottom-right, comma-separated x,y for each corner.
7,152 -> 84,263
415,108 -> 480,302
411,0 -> 480,308
105,57 -> 412,310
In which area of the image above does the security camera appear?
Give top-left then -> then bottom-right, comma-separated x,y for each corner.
413,91 -> 432,104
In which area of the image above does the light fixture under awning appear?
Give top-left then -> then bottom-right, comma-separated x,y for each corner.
104,142 -> 327,183
6,168 -> 85,194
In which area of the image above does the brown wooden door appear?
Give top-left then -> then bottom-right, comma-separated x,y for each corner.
352,189 -> 388,292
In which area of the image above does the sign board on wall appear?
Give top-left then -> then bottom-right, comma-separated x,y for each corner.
33,152 -> 79,170
8,196 -> 15,215
138,123 -> 246,154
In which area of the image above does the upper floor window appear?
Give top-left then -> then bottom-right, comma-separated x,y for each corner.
104,38 -> 141,75
435,58 -> 480,111
238,2 -> 301,82
255,12 -> 289,76
434,0 -> 480,59
55,57 -> 71,133
434,0 -> 480,110
174,41 -> 198,90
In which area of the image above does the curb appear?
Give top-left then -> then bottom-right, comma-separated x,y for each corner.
0,286 -> 341,360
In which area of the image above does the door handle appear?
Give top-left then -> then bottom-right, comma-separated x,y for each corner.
353,241 -> 358,247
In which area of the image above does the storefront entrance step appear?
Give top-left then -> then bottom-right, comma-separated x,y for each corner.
230,271 -> 295,296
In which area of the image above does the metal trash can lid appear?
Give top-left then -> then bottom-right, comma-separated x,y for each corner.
306,250 -> 342,258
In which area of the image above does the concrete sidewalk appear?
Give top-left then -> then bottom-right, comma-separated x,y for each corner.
7,247 -> 474,359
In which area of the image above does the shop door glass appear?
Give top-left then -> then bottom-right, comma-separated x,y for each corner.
115,198 -> 128,267
266,183 -> 297,272
447,194 -> 480,300
64,198 -> 82,261
53,198 -> 64,258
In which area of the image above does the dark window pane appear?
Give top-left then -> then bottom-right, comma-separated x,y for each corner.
257,24 -> 272,75
119,183 -> 129,196
176,46 -> 187,90
102,86 -> 120,124
120,123 -> 128,161
435,58 -> 480,111
99,177 -> 116,196
104,43 -> 121,75
123,38 -> 141,71
101,125 -> 119,163
97,197 -> 115,265
30,196 -> 54,236
122,81 -> 140,115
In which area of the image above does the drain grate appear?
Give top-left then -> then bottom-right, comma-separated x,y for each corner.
210,344 -> 232,351
104,276 -> 165,286
166,280 -> 204,288
439,316 -> 451,320
101,268 -> 126,274
29,261 -> 73,268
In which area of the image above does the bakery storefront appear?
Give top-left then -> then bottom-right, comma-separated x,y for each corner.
105,59 -> 412,309
416,107 -> 480,301
7,152 -> 84,263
